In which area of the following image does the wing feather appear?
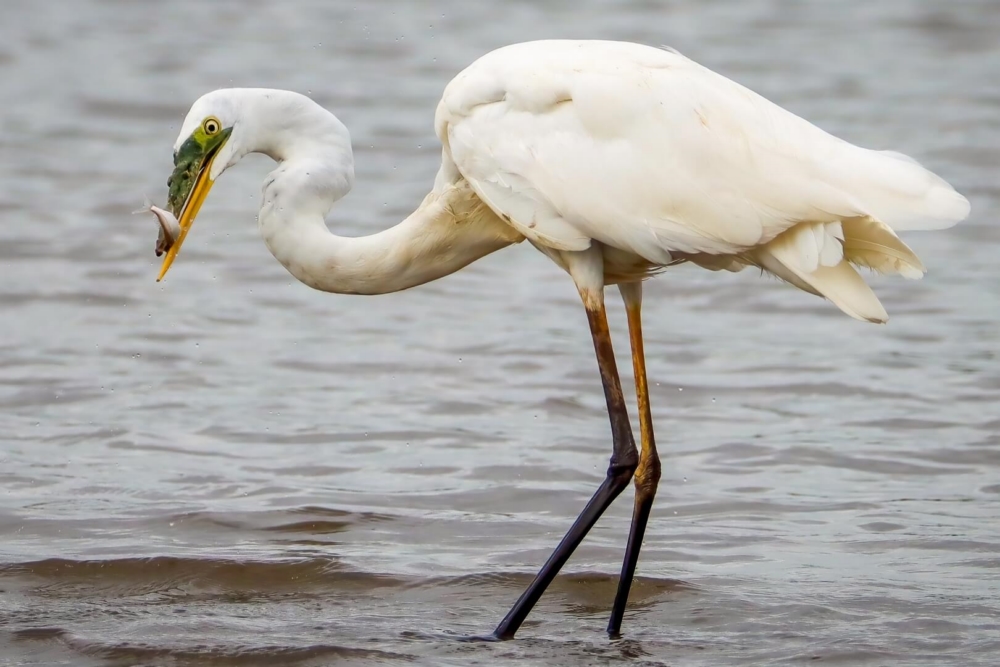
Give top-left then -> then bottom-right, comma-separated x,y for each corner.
436,40 -> 967,266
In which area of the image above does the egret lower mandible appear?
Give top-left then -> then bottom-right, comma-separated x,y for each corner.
150,40 -> 969,639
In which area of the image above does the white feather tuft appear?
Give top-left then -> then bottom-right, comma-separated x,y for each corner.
842,217 -> 925,279
756,223 -> 887,323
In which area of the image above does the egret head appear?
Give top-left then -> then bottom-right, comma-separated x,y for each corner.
157,90 -> 242,281
155,88 -> 354,282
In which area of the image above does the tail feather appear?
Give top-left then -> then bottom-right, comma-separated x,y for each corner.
759,225 -> 888,323
800,261 -> 888,324
750,248 -> 822,297
833,148 -> 970,231
688,140 -> 967,322
842,216 -> 925,279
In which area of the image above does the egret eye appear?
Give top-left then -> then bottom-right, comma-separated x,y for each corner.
203,117 -> 221,135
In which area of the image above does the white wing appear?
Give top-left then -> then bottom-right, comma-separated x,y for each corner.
435,40 -> 969,295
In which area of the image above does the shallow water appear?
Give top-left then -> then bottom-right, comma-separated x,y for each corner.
2,1 -> 999,665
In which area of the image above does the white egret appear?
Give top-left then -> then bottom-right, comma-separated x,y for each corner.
153,40 -> 970,639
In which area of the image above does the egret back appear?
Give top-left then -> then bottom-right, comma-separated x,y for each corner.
435,39 -> 969,322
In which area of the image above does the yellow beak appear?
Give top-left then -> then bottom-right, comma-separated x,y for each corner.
156,155 -> 218,282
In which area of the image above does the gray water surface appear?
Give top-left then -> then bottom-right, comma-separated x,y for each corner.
2,1 -> 999,665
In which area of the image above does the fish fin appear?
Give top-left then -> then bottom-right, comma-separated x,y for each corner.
131,195 -> 155,215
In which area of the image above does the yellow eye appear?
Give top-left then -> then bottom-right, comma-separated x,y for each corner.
203,117 -> 221,135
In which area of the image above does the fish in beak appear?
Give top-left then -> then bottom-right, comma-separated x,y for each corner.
134,196 -> 181,256
155,120 -> 232,281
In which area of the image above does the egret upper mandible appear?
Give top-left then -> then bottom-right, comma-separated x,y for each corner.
152,40 -> 970,639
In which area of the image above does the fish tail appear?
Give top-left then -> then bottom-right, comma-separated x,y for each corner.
131,195 -> 154,215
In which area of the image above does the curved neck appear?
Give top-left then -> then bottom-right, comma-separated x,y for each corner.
260,180 -> 521,295
227,90 -> 521,295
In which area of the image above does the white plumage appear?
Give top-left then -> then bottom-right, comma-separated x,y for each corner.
436,40 -> 969,321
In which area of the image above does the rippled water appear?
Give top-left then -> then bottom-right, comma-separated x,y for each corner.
2,1 -> 999,665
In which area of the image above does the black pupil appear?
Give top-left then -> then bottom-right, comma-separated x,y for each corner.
207,122 -> 216,132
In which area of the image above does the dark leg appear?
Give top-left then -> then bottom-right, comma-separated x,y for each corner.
607,282 -> 661,637
493,287 -> 637,640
